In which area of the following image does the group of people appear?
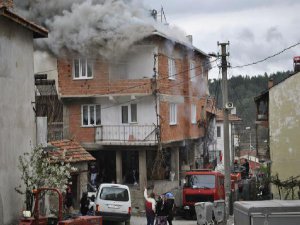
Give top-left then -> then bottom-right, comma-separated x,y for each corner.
144,188 -> 175,225
233,158 -> 250,179
64,187 -> 96,216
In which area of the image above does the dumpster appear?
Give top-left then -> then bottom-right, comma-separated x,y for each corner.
213,200 -> 225,223
195,202 -> 213,225
234,200 -> 300,225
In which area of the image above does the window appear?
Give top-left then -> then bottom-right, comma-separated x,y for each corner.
190,61 -> 196,82
217,126 -> 221,138
168,58 -> 176,80
100,187 -> 129,202
73,59 -> 93,79
186,175 -> 215,188
122,104 -> 137,124
82,104 -> 101,126
191,104 -> 197,124
169,103 -> 177,125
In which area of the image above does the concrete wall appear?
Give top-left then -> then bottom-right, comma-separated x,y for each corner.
34,51 -> 58,90
269,72 -> 300,198
0,17 -> 36,225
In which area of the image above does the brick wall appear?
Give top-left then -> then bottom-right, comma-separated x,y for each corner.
160,99 -> 205,143
58,38 -> 209,144
68,103 -> 95,142
157,45 -> 207,143
57,58 -> 152,96
0,0 -> 13,8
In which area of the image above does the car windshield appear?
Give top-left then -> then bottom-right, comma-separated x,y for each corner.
99,187 -> 129,201
186,175 -> 215,188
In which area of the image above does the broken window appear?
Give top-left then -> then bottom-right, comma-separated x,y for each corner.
81,104 -> 101,126
73,59 -> 93,79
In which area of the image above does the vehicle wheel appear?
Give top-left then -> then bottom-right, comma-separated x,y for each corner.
125,219 -> 130,225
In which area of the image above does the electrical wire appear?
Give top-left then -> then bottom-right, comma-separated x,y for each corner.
231,42 -> 300,69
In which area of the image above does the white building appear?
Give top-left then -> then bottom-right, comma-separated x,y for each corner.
209,108 -> 241,165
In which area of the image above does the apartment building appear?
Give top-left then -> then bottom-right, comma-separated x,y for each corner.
57,32 -> 210,189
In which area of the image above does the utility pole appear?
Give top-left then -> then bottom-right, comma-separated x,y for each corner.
218,41 -> 231,218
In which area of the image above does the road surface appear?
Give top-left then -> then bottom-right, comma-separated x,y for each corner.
103,215 -> 234,225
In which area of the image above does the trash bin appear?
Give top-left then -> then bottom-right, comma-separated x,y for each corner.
213,200 -> 225,223
234,200 -> 300,225
195,202 -> 213,225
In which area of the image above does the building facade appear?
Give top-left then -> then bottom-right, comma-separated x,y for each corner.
208,108 -> 241,166
255,71 -> 300,199
57,33 -> 210,190
0,1 -> 47,224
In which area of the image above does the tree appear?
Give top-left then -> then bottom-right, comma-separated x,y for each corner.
15,146 -> 76,211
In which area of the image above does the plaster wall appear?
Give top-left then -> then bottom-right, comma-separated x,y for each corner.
269,72 -> 300,198
0,18 -> 36,225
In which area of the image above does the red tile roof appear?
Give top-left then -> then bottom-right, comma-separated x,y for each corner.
48,140 -> 95,163
0,6 -> 47,38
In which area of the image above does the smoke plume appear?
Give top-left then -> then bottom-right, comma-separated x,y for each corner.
14,0 -> 190,59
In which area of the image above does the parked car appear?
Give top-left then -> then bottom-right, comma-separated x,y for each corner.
95,183 -> 131,225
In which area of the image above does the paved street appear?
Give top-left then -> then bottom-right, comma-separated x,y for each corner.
103,216 -> 196,225
103,215 -> 234,225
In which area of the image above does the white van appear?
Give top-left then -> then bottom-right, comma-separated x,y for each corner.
95,183 -> 131,225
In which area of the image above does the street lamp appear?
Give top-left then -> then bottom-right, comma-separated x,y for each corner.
245,127 -> 251,160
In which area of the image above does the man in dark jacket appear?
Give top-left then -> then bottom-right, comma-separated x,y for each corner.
80,192 -> 90,216
164,193 -> 175,225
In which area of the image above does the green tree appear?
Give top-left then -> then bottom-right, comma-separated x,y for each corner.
15,146 -> 75,211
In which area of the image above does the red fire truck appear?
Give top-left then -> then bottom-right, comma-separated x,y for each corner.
182,170 -> 225,218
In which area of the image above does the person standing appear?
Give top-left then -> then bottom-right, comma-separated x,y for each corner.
64,187 -> 73,214
243,159 -> 250,178
80,192 -> 90,216
164,193 -> 175,225
155,195 -> 168,225
89,163 -> 98,186
144,188 -> 156,225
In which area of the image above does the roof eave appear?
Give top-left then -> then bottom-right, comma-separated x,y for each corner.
0,7 -> 48,38
151,31 -> 209,58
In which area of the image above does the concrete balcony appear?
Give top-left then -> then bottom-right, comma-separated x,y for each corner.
95,124 -> 157,145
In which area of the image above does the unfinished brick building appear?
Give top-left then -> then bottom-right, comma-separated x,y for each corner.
57,32 -> 211,190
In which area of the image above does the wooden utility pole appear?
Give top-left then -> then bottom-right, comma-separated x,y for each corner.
218,41 -> 231,218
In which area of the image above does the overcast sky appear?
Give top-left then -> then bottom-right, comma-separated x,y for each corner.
145,0 -> 300,79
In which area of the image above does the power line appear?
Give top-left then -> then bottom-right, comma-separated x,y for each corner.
59,64 -> 214,118
106,56 -> 218,95
231,42 -> 300,69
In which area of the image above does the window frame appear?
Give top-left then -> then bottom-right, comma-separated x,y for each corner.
168,58 -> 176,80
73,58 -> 93,80
121,103 -> 137,124
81,104 -> 101,127
191,104 -> 197,124
169,103 -> 177,125
190,61 -> 196,82
217,126 -> 221,138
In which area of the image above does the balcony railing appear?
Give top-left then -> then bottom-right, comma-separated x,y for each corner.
95,125 -> 157,145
